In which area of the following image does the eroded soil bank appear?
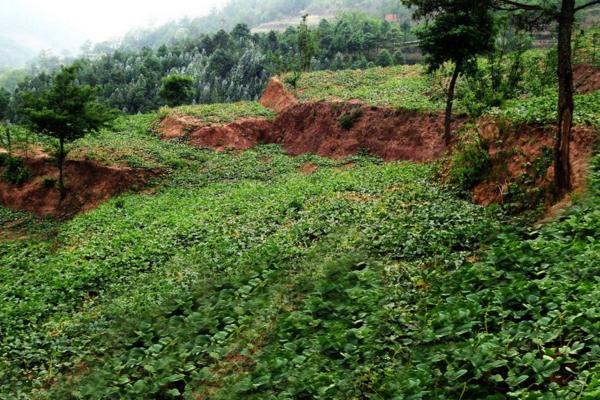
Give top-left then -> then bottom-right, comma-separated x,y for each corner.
159,75 -> 597,208
473,120 -> 597,206
574,64 -> 600,94
0,154 -> 158,217
161,103 -> 460,163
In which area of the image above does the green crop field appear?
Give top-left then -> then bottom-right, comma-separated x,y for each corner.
1,107 -> 599,399
2,4 -> 600,399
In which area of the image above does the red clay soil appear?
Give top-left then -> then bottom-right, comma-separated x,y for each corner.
160,103 -> 457,163
0,154 -> 158,218
267,102 -> 458,162
574,64 -> 600,94
473,120 -> 597,205
259,77 -> 298,112
159,115 -> 272,151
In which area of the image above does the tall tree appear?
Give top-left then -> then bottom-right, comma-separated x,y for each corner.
21,64 -> 116,197
404,0 -> 496,143
492,0 -> 600,195
298,14 -> 319,72
0,87 -> 12,155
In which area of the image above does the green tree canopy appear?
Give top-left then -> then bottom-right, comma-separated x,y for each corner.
376,49 -> 394,67
21,64 -> 116,195
159,74 -> 195,107
404,0 -> 496,142
0,87 -> 9,121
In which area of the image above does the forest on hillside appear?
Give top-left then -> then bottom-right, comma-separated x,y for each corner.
111,0 -> 410,51
3,13 -> 410,114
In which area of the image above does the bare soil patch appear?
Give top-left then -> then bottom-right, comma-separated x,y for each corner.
0,154 -> 159,218
473,120 -> 597,205
574,64 -> 600,94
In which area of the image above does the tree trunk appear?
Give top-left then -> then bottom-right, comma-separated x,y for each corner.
444,61 -> 462,144
58,137 -> 66,200
555,0 -> 575,197
4,124 -> 11,156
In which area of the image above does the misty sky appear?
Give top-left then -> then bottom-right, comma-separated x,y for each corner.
1,0 -> 227,52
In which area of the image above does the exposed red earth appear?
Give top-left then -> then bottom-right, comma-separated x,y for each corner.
0,152 -> 158,218
259,77 -> 298,112
574,64 -> 600,94
160,73 -> 598,207
159,115 -> 272,151
473,120 -> 596,205
267,102 -> 459,162
161,105 -> 461,163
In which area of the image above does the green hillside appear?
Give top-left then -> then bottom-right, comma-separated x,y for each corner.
1,61 -> 600,396
1,14 -> 600,397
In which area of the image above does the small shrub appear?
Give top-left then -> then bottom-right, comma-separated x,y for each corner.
447,137 -> 490,192
284,71 -> 301,89
42,177 -> 56,188
2,157 -> 30,185
0,153 -> 7,166
338,108 -> 363,130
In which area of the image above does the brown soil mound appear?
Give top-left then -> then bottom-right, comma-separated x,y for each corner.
473,120 -> 597,205
0,155 -> 158,217
268,102 -> 457,162
159,115 -> 272,151
159,114 -> 204,141
259,77 -> 298,112
187,119 -> 272,151
574,64 -> 600,94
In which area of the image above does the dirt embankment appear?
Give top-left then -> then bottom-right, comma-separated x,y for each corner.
159,115 -> 272,151
0,154 -> 158,218
159,74 -> 598,207
473,120 -> 597,206
259,77 -> 298,112
574,64 -> 600,94
161,103 -> 457,162
268,103 -> 458,162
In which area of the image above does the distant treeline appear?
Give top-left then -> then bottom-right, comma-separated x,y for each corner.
7,12 -> 412,114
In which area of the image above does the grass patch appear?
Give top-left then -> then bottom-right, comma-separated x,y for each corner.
159,101 -> 276,124
283,65 -> 443,111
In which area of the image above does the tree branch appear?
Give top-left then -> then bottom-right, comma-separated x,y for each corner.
495,0 -> 546,11
575,0 -> 600,11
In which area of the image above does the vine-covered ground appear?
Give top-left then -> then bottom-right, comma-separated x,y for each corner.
2,52 -> 600,399
1,111 -> 599,399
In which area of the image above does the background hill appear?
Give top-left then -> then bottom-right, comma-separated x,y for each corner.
0,37 -> 35,69
111,0 -> 411,51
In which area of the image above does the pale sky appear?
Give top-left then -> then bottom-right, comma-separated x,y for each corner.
1,0 -> 227,52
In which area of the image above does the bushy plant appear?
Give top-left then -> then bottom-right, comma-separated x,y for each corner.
1,156 -> 30,185
447,135 -> 491,192
337,108 -> 363,130
284,70 -> 302,89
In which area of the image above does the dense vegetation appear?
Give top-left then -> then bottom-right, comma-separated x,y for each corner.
0,112 -> 500,398
1,3 -> 600,398
3,12 -> 410,114
1,91 -> 599,398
